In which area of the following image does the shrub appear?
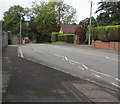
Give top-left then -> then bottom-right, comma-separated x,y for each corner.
51,32 -> 59,42
58,34 -> 74,43
92,25 -> 120,42
65,35 -> 74,43
58,36 -> 66,41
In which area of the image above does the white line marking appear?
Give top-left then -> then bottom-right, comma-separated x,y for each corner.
54,54 -> 64,58
65,57 -> 68,60
90,69 -> 112,78
105,56 -> 110,59
90,70 -> 120,82
69,62 -> 74,65
82,64 -> 88,70
38,51 -> 119,83
78,66 -> 85,70
92,73 -> 101,78
19,47 -> 24,58
115,78 -> 120,81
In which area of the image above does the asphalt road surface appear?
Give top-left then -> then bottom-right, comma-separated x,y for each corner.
3,45 -> 119,103
18,44 -> 119,91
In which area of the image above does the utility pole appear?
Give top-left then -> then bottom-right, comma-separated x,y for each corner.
20,16 -> 22,44
88,0 -> 93,46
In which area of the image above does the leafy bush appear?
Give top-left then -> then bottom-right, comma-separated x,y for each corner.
92,25 -> 120,42
65,35 -> 74,43
58,36 -> 66,41
51,32 -> 59,42
58,34 -> 74,43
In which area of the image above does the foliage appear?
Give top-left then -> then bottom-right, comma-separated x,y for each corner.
92,25 -> 120,42
51,33 -> 74,43
32,1 -> 77,43
3,5 -> 25,34
79,17 -> 97,43
3,1 -> 77,43
75,26 -> 84,35
65,35 -> 74,43
57,35 -> 65,41
58,33 -> 74,36
58,35 -> 73,43
50,41 -> 67,45
79,17 -> 97,31
96,2 -> 120,26
51,32 -> 59,42
2,5 -> 37,41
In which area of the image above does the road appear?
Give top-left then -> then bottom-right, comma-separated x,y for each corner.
18,44 -> 119,91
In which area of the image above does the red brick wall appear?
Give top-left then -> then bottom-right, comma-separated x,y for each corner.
92,40 -> 120,50
109,42 -> 115,49
115,42 -> 120,50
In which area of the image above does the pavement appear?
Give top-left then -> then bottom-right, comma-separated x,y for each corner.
2,45 -> 120,103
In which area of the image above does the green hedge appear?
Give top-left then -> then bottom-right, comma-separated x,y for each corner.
66,35 -> 74,43
58,35 -> 74,43
57,35 -> 65,41
51,32 -> 59,42
51,32 -> 74,43
92,25 -> 120,42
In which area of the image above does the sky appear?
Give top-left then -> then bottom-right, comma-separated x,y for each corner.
0,0 -> 101,23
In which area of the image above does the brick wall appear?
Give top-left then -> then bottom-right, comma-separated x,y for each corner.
92,40 -> 120,50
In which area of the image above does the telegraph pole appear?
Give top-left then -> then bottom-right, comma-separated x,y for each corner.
20,16 -> 22,44
88,0 -> 93,46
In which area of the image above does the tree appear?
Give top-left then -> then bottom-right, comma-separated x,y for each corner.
75,26 -> 85,41
79,17 -> 97,31
3,5 -> 26,34
96,1 -> 120,26
2,5 -> 34,39
79,17 -> 97,43
32,1 -> 77,42
51,2 -> 77,25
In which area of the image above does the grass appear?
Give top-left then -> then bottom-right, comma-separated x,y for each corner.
50,41 -> 67,45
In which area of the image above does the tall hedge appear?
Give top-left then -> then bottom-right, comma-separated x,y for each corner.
51,32 -> 74,43
58,33 -> 74,43
51,32 -> 59,42
92,25 -> 120,42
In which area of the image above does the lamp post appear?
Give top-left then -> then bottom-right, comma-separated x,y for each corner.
20,16 -> 22,44
88,0 -> 93,46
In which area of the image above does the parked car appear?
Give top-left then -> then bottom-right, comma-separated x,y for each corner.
25,39 -> 30,43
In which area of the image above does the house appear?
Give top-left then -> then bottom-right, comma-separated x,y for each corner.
59,25 -> 78,34
59,25 -> 85,44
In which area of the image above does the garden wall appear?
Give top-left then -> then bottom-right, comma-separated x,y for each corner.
2,31 -> 8,48
92,40 -> 120,50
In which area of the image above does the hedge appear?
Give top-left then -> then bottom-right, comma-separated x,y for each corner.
51,32 -> 59,42
58,35 -> 74,43
51,32 -> 74,43
92,25 -> 120,42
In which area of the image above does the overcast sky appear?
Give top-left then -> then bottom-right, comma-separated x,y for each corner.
0,0 -> 101,23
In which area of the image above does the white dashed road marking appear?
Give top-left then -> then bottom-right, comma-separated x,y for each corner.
105,56 -> 110,59
82,64 -> 88,70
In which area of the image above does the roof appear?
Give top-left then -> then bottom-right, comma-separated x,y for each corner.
60,25 -> 79,34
